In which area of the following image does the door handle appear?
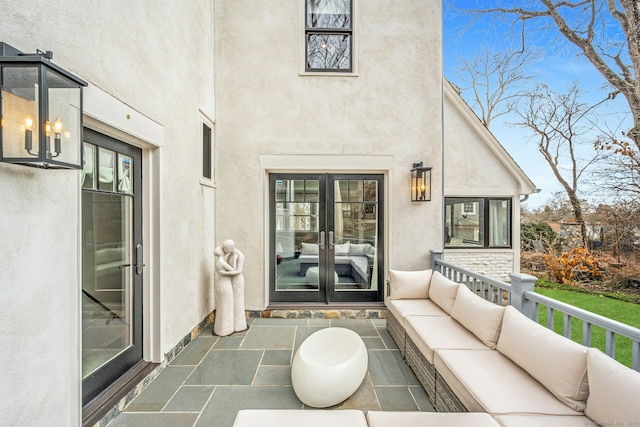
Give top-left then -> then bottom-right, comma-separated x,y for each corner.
135,243 -> 146,275
329,231 -> 334,249
319,231 -> 325,250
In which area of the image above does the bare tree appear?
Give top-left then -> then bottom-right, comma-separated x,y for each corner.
592,200 -> 640,262
516,83 -> 603,248
466,0 -> 640,148
455,48 -> 539,127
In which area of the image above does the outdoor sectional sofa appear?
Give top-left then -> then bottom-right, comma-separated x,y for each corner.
385,269 -> 640,426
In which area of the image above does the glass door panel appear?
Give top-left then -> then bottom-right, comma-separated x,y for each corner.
82,192 -> 133,378
328,176 -> 382,302
273,177 -> 325,302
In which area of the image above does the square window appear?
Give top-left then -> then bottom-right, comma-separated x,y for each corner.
445,197 -> 511,249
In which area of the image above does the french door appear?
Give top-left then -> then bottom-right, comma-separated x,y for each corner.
81,129 -> 143,405
269,174 -> 383,303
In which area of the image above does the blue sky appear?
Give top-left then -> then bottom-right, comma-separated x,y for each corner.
442,1 -> 632,209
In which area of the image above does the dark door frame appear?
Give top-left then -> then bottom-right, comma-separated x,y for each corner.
81,128 -> 143,406
269,173 -> 384,304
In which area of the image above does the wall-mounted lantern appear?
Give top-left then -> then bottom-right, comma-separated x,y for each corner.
0,42 -> 87,169
411,161 -> 432,202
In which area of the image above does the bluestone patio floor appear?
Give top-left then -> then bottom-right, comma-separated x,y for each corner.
106,318 -> 434,427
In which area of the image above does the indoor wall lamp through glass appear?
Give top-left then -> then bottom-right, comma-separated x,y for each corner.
411,161 -> 432,202
0,42 -> 87,169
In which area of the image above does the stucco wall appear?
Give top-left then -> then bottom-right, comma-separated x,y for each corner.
0,1 -> 215,424
214,0 -> 444,309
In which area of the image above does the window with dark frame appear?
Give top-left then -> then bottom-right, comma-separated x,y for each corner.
444,197 -> 512,249
305,0 -> 352,72
202,123 -> 212,179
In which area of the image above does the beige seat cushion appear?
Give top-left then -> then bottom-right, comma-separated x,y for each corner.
367,411 -> 500,427
388,269 -> 432,299
428,271 -> 459,314
405,315 -> 488,364
494,415 -> 592,427
497,306 -> 588,412
585,348 -> 640,425
434,349 -> 584,415
232,410 -> 367,427
385,298 -> 448,325
450,285 -> 505,349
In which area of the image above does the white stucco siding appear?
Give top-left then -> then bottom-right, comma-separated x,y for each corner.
214,0 -> 443,309
444,95 -> 521,195
0,168 -> 80,426
1,1 -> 215,423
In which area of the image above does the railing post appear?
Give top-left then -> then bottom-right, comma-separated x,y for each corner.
430,250 -> 443,272
510,273 -> 537,320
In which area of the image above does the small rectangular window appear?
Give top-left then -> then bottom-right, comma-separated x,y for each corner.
305,0 -> 352,72
445,197 -> 511,249
202,123 -> 212,179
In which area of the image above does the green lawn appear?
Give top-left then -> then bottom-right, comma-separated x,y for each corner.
534,287 -> 640,369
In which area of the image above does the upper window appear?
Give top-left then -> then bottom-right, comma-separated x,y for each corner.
445,197 -> 512,249
305,0 -> 352,72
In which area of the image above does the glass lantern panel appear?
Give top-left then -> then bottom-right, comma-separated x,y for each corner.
0,66 -> 40,158
82,143 -> 96,189
46,68 -> 81,166
98,147 -> 116,192
118,154 -> 133,194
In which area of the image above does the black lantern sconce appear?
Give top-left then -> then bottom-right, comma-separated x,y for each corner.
411,161 -> 432,202
0,42 -> 87,169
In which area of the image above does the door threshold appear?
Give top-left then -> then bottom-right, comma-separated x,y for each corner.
268,301 -> 384,309
82,361 -> 158,427
265,301 -> 386,316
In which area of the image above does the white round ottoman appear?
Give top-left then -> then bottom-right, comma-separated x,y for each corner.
304,266 -> 339,285
291,327 -> 368,408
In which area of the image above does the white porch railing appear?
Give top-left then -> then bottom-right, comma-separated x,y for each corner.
431,251 -> 640,372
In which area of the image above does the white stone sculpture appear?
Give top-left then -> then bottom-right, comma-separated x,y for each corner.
213,239 -> 247,336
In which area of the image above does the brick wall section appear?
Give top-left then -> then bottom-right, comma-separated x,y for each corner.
444,251 -> 515,282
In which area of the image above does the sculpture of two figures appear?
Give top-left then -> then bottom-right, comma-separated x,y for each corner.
213,239 -> 247,336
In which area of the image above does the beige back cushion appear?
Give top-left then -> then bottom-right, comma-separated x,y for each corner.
497,306 -> 589,412
388,269 -> 432,299
451,285 -> 505,349
585,348 -> 640,424
428,271 -> 460,314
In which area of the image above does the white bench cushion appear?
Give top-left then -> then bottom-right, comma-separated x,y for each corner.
388,269 -> 432,299
585,348 -> 640,425
434,349 -> 583,415
450,285 -> 505,349
385,299 -> 447,325
494,414 -> 593,427
405,315 -> 488,364
367,411 -> 500,427
232,409 -> 367,427
428,271 -> 460,314
497,306 -> 588,412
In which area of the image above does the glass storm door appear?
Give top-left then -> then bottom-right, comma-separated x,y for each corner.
270,174 -> 383,303
81,129 -> 143,405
